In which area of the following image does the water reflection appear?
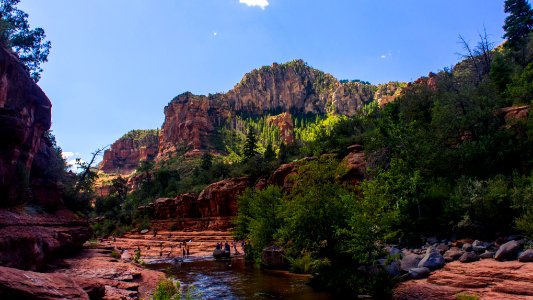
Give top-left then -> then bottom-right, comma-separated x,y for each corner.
151,257 -> 332,299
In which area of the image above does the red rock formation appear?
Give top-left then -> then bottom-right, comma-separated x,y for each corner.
341,144 -> 366,185
0,47 -> 52,205
498,105 -> 530,127
197,177 -> 250,218
393,259 -> 533,299
0,266 -> 90,299
268,112 -> 295,144
143,177 -> 250,230
0,46 -> 89,271
0,208 -> 89,271
99,129 -> 158,174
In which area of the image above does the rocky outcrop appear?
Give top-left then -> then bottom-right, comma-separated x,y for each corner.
99,129 -> 159,174
0,208 -> 89,271
158,92 -> 222,157
53,245 -> 164,300
0,266 -> 90,299
267,112 -> 294,144
0,47 -> 52,206
197,177 -> 250,218
143,177 -> 251,230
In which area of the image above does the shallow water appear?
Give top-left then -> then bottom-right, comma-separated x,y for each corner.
150,257 -> 332,299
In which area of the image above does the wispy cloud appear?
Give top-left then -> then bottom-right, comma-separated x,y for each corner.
239,0 -> 269,10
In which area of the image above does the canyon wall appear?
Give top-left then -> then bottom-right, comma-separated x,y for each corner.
0,47 -> 89,271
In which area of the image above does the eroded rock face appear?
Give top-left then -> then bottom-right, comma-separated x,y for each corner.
0,47 -> 52,206
99,129 -> 159,174
0,47 -> 89,271
0,208 -> 89,270
144,177 -> 250,230
197,177 -> 250,218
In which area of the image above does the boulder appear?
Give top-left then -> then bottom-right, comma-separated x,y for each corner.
479,251 -> 495,259
459,251 -> 479,263
400,253 -> 423,272
435,244 -> 449,254
408,267 -> 431,279
443,247 -> 463,262
518,249 -> 533,262
121,250 -> 132,261
377,258 -> 401,277
472,240 -> 490,253
462,243 -> 473,252
494,240 -> 522,261
418,248 -> 445,270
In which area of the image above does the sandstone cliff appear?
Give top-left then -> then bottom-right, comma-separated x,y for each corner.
157,60 -> 402,159
99,129 -> 159,174
0,46 -> 89,271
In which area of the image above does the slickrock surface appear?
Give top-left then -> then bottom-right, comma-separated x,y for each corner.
0,266 -> 90,300
52,246 -> 164,300
394,259 -> 533,300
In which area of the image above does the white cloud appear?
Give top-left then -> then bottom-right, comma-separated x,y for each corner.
61,151 -> 79,159
380,51 -> 392,59
213,32 -> 218,36
239,0 -> 269,10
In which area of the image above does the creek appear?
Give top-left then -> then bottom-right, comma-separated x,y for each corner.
149,257 -> 332,299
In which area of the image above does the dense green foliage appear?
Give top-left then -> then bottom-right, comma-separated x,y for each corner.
0,0 -> 51,81
234,5 -> 533,297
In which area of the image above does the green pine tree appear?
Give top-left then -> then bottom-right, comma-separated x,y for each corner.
503,0 -> 533,50
243,126 -> 258,161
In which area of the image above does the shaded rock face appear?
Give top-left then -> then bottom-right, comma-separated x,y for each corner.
99,130 -> 159,174
0,208 -> 89,271
0,47 -> 90,271
0,47 -> 52,206
144,177 -> 250,230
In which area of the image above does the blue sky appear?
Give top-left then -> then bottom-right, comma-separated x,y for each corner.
18,0 -> 507,165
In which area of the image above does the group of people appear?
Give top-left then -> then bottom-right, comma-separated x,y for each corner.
215,240 -> 245,255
